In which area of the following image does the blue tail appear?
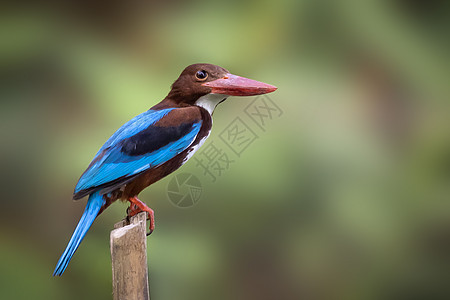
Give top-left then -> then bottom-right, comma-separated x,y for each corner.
53,191 -> 105,276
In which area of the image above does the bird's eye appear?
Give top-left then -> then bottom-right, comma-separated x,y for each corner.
195,70 -> 208,81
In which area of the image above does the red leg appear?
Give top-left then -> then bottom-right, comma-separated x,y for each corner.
127,196 -> 155,234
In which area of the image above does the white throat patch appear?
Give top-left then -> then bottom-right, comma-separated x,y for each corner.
195,94 -> 228,115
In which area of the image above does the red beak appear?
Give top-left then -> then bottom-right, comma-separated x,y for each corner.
202,74 -> 277,96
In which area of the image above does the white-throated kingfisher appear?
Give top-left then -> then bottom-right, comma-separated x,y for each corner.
53,63 -> 277,276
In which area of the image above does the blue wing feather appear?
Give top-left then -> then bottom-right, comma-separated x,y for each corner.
74,108 -> 201,194
96,108 -> 175,155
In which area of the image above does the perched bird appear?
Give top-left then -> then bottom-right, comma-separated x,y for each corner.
53,63 -> 277,276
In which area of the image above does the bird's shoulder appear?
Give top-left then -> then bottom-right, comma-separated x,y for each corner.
153,105 -> 204,127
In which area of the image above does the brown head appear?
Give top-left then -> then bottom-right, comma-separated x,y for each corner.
163,63 -> 277,114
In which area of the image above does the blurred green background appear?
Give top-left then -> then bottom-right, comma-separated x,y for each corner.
1,0 -> 449,299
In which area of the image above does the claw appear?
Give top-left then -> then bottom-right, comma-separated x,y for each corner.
127,196 -> 155,234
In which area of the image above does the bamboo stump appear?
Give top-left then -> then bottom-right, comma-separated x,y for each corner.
110,212 -> 150,300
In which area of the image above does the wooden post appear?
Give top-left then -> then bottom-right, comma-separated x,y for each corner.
110,212 -> 150,300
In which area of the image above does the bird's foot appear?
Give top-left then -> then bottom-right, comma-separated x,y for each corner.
127,196 -> 155,236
